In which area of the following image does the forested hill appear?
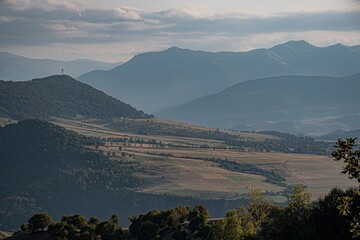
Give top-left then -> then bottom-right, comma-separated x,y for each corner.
0,120 -> 242,231
0,119 -> 92,155
0,75 -> 151,120
0,119 -> 144,230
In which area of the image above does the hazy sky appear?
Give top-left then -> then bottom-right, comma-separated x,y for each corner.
0,0 -> 359,62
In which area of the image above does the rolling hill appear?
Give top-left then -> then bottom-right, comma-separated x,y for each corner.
0,119 -> 138,230
0,75 -> 151,120
157,74 -> 360,135
78,40 -> 360,112
0,52 -> 122,81
0,120 -> 248,231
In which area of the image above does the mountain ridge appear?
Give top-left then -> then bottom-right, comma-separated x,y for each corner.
0,52 -> 122,81
78,40 -> 360,112
157,73 -> 360,135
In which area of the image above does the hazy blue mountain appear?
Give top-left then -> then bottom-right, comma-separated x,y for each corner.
0,52 -> 122,80
317,129 -> 360,141
78,40 -> 360,112
0,75 -> 150,120
157,74 -> 360,136
350,45 -> 360,54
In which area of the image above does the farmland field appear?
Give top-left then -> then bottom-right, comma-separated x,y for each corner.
52,118 -> 358,201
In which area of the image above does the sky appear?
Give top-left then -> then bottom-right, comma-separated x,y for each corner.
0,0 -> 359,62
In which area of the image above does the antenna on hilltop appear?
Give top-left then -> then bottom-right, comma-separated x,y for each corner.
61,69 -> 64,75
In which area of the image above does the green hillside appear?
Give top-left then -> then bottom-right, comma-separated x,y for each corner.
0,75 -> 151,120
0,120 -> 244,231
0,119 -> 141,229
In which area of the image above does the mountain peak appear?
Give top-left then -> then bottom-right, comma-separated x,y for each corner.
272,40 -> 315,51
326,43 -> 349,50
163,46 -> 189,53
168,46 -> 182,50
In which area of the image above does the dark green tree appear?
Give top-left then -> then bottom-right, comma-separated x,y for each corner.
129,209 -> 163,240
333,138 -> 360,183
332,138 -> 360,237
167,206 -> 190,227
261,185 -> 313,240
27,212 -> 53,232
188,205 -> 210,239
310,188 -> 358,240
188,205 -> 209,232
95,214 -> 123,240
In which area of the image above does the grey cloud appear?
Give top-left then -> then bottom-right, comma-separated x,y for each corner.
151,11 -> 360,34
0,1 -> 359,47
0,1 -> 141,23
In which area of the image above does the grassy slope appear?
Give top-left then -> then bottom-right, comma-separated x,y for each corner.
52,118 -> 357,200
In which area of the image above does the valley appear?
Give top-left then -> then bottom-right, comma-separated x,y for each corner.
1,1 -> 359,237
51,118 -> 357,201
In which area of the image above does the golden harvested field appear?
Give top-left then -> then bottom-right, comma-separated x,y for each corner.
124,147 -> 356,200
53,118 -> 358,201
52,118 -> 225,146
131,153 -> 285,200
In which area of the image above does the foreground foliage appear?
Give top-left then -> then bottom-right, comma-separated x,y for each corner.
12,186 -> 360,240
332,138 -> 360,237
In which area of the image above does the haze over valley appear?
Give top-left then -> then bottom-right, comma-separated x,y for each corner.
0,0 -> 359,239
78,41 -> 360,113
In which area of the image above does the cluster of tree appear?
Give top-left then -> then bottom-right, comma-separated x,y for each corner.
104,137 -> 163,148
0,75 -> 152,120
225,132 -> 331,155
12,186 -> 359,240
17,213 -> 123,240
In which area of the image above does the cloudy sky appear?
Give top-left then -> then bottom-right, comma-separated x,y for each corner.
0,0 -> 359,62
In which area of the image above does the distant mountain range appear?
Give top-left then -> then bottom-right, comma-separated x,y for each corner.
157,74 -> 360,136
0,52 -> 122,80
78,40 -> 360,112
0,75 -> 150,120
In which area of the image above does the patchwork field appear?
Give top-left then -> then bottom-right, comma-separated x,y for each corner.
122,148 -> 355,200
52,118 -> 358,202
